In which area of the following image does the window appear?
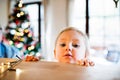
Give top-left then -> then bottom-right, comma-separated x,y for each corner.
69,0 -> 120,48
68,0 -> 86,33
24,2 -> 41,42
89,0 -> 120,47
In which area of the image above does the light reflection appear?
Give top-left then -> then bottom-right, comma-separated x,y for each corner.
16,69 -> 22,80
0,62 -> 7,73
1,63 -> 4,66
1,66 -> 5,73
7,62 -> 11,68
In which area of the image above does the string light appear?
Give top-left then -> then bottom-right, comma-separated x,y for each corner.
20,11 -> 24,16
18,0 -> 23,8
24,29 -> 29,33
9,41 -> 13,45
18,28 -> 23,32
17,13 -> 21,17
10,30 -> 16,35
22,22 -> 30,29
16,0 -> 24,17
28,45 -> 35,51
20,38 -> 24,41
28,33 -> 32,37
16,43 -> 23,48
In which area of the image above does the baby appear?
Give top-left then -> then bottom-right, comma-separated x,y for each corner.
54,27 -> 94,66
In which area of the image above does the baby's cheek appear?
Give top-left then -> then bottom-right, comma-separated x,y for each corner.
75,51 -> 86,60
56,50 -> 64,58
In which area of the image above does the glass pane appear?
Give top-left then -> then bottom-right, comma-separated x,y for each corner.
89,0 -> 105,16
89,0 -> 120,47
89,17 -> 104,36
25,4 -> 39,40
89,0 -> 119,16
26,4 -> 38,20
72,19 -> 85,33
31,21 -> 38,39
104,0 -> 119,16
74,0 -> 86,17
89,36 -> 105,46
69,0 -> 86,33
105,17 -> 120,36
69,0 -> 120,49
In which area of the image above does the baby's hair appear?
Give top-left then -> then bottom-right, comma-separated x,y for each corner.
55,27 -> 90,57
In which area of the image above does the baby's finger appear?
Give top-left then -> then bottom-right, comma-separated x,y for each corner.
89,61 -> 95,66
84,59 -> 89,67
76,59 -> 84,66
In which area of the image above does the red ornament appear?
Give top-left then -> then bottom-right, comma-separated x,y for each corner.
15,20 -> 20,25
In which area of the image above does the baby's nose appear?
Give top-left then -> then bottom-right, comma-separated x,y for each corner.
66,48 -> 71,51
66,44 -> 72,51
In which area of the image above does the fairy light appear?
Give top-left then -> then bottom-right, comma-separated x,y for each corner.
24,29 -> 29,33
20,38 -> 24,41
9,40 -> 13,45
28,33 -> 32,37
18,28 -> 23,32
17,13 -> 21,17
13,36 -> 17,40
18,0 -> 23,8
20,11 -> 24,16
28,45 -> 35,51
10,29 -> 16,35
28,47 -> 31,51
16,43 -> 23,48
31,45 -> 35,50
22,22 -> 29,29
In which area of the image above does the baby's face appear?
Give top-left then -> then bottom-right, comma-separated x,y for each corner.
54,30 -> 86,63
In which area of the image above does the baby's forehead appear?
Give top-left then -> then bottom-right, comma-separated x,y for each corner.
59,30 -> 84,38
58,33 -> 84,42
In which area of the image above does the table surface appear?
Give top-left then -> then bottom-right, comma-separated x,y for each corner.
0,58 -> 120,80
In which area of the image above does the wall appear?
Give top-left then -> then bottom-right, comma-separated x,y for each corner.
0,0 -> 9,29
44,0 -> 68,61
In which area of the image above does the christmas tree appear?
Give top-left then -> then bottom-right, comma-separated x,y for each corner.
5,0 -> 40,58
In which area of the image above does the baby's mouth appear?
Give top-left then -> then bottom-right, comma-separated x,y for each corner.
64,53 -> 72,57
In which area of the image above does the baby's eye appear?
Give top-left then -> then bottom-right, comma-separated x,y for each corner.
60,43 -> 66,47
72,44 -> 80,48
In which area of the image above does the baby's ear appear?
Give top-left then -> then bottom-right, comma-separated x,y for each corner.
54,49 -> 56,58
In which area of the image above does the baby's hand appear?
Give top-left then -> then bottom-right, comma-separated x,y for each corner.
76,58 -> 95,67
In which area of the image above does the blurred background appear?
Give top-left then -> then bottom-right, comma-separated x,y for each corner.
0,0 -> 120,64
